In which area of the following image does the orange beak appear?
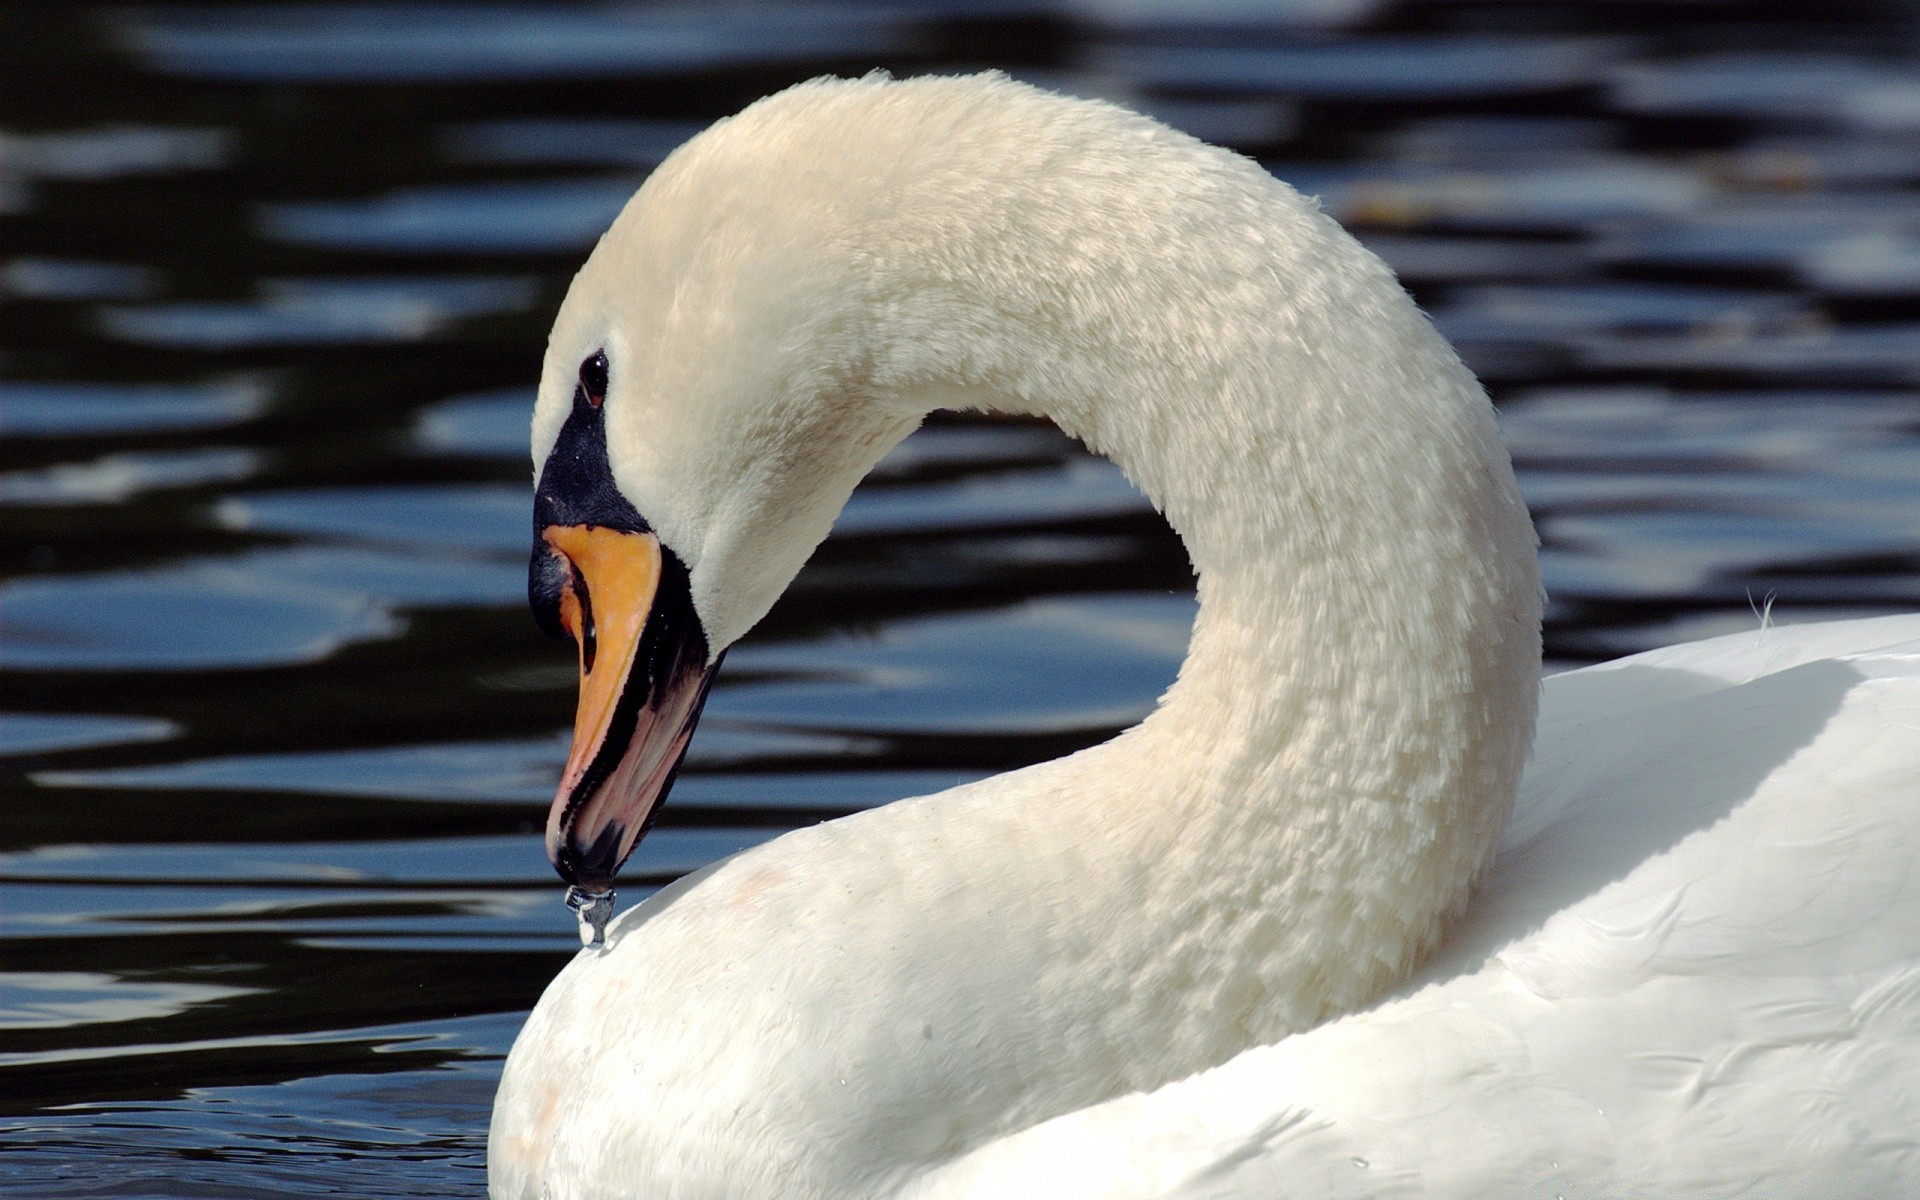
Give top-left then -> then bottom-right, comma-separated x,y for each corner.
534,524 -> 717,891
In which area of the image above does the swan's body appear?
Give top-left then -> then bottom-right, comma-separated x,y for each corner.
491,75 -> 1920,1198
911,615 -> 1920,1197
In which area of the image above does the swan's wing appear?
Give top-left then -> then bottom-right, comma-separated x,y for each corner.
1500,611 -> 1920,852
904,615 -> 1920,1199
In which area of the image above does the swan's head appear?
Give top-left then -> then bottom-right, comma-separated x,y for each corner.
527,75 -> 1007,887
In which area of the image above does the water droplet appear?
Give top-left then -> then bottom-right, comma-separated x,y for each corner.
566,885 -> 616,950
1350,1157 -> 1369,1169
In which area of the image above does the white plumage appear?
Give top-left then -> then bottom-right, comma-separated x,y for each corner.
909,616 -> 1920,1198
491,74 -> 1920,1198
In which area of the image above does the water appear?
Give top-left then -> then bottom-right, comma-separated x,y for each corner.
5,2 -> 1919,1193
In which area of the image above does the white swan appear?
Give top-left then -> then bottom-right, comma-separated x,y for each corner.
491,74 -> 1920,1198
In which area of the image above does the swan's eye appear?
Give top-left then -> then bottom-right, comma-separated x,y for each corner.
579,350 -> 609,410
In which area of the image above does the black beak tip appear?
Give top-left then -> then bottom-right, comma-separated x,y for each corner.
554,820 -> 627,893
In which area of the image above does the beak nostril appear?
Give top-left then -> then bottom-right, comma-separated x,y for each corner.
569,561 -> 599,676
580,589 -> 598,674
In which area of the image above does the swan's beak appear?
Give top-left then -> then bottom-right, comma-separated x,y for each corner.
532,524 -> 718,892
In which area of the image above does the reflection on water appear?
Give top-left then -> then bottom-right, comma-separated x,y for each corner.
259,180 -> 647,254
5,0 -> 1919,1193
0,715 -> 180,759
2,972 -> 263,1032
1,447 -> 260,506
120,4 -> 914,82
101,276 -> 540,349
0,382 -> 266,437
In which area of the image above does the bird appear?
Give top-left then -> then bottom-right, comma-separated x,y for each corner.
489,73 -> 1920,1199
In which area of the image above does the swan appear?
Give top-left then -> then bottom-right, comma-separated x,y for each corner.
490,73 -> 1920,1198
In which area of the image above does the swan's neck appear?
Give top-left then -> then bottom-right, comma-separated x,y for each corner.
870,151 -> 1542,1080
1066,333 -> 1540,1060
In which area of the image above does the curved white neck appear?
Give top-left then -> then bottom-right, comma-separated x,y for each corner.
860,139 -> 1543,1084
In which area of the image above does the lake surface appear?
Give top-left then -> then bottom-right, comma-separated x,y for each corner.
5,2 -> 1919,1194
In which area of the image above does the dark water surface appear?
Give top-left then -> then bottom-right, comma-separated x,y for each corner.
5,1 -> 1920,1194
